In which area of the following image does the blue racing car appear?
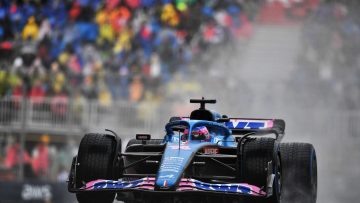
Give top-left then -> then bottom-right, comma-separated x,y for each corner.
68,98 -> 317,203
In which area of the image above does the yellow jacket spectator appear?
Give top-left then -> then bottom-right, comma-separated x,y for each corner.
51,71 -> 66,94
22,16 -> 39,41
98,23 -> 115,44
98,88 -> 112,107
58,52 -> 70,66
161,4 -> 180,27
95,9 -> 107,25
96,9 -> 115,44
113,28 -> 132,53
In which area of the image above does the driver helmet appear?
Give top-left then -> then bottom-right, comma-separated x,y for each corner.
183,126 -> 211,141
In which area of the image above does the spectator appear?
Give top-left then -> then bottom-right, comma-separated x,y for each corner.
28,57 -> 46,79
72,90 -> 86,123
0,0 -> 256,103
98,86 -> 113,107
125,0 -> 141,10
149,53 -> 161,80
31,134 -> 50,178
109,6 -> 131,33
82,75 -> 97,99
22,16 -> 38,41
161,4 -> 180,27
69,2 -> 81,21
129,75 -> 144,102
113,26 -> 132,54
4,137 -> 31,169
37,19 -> 52,41
29,79 -> 45,105
97,19 -> 115,45
50,91 -> 69,120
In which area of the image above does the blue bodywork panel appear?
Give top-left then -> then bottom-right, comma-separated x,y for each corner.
157,120 -> 235,189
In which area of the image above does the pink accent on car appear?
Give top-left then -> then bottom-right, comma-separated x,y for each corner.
84,179 -> 106,190
266,120 -> 274,128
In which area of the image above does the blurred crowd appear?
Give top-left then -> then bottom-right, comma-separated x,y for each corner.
0,134 -> 77,181
301,0 -> 360,109
0,0 -> 258,106
0,0 -> 261,182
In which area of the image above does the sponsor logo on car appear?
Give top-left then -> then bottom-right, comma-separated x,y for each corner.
203,147 -> 219,154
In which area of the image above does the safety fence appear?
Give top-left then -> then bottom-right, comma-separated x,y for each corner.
0,96 -> 158,136
0,96 -> 359,138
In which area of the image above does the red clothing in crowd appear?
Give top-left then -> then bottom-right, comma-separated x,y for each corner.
234,15 -> 253,39
12,85 -> 25,108
29,84 -> 45,105
125,0 -> 140,9
106,0 -> 120,10
109,7 -> 131,33
4,143 -> 31,168
12,85 -> 24,97
50,94 -> 69,116
69,2 -> 81,21
31,144 -> 49,176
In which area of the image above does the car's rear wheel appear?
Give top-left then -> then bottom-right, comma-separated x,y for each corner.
241,138 -> 281,203
75,133 -> 117,203
280,143 -> 317,203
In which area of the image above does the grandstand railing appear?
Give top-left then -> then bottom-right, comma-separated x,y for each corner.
0,97 -> 156,136
0,96 -> 359,138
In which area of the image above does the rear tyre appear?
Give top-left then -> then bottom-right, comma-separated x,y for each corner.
241,138 -> 281,203
280,143 -> 317,203
75,133 -> 117,203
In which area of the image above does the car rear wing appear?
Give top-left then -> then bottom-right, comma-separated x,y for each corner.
225,118 -> 285,136
176,117 -> 285,136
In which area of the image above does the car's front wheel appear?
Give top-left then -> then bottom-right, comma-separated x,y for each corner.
241,138 -> 281,203
75,133 -> 117,203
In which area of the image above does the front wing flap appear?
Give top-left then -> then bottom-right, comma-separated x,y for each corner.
80,178 -> 266,197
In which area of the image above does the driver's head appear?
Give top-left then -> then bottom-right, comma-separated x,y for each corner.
183,126 -> 210,141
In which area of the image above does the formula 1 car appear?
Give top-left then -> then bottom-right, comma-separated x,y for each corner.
68,98 -> 317,203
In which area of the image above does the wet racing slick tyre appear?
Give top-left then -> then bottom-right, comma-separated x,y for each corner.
76,133 -> 117,203
242,138 -> 281,203
280,143 -> 317,203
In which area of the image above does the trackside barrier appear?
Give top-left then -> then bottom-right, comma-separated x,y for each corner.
0,181 -> 75,203
0,97 -> 155,135
0,97 -> 359,138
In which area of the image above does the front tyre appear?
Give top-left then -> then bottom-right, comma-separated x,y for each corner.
280,143 -> 317,203
75,133 -> 117,203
